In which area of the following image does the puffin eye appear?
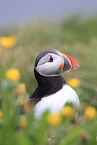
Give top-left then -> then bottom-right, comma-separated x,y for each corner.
48,56 -> 53,62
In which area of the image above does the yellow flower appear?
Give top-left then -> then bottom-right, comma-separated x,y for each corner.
0,36 -> 17,48
0,110 -> 3,118
61,106 -> 74,119
67,78 -> 80,88
47,113 -> 61,127
6,68 -> 20,81
18,83 -> 26,93
84,106 -> 97,120
19,118 -> 28,128
18,83 -> 26,94
13,83 -> 26,96
22,102 -> 31,113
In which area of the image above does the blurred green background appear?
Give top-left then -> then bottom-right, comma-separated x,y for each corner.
0,17 -> 97,105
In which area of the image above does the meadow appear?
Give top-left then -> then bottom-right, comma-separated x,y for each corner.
0,17 -> 97,145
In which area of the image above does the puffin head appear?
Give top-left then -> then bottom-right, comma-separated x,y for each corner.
34,48 -> 80,77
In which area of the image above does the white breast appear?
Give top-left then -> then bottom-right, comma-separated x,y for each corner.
34,84 -> 80,118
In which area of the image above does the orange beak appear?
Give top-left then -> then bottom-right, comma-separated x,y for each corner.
59,53 -> 80,73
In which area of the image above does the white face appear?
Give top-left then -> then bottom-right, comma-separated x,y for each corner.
35,53 -> 63,76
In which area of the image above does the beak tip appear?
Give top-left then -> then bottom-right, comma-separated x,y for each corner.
60,52 -> 80,73
73,62 -> 80,71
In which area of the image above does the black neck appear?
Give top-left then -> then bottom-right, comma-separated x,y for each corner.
30,69 -> 66,102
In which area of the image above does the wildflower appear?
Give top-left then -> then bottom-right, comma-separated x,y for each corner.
67,78 -> 80,88
0,36 -> 17,48
84,106 -> 97,120
6,68 -> 20,81
17,83 -> 26,94
47,113 -> 61,127
13,83 -> 26,96
19,118 -> 28,128
61,106 -> 74,119
0,110 -> 3,118
22,102 -> 31,113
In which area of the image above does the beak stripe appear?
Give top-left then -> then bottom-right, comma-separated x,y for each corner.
64,54 -> 80,72
60,52 -> 80,73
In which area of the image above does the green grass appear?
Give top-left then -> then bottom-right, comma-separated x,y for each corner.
0,16 -> 97,145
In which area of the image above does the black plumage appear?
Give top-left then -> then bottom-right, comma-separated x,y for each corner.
30,69 -> 66,103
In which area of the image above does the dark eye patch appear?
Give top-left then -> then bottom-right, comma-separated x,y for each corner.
48,56 -> 53,62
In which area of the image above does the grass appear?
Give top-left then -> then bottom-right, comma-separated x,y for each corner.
0,16 -> 97,145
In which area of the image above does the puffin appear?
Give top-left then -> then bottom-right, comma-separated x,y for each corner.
30,48 -> 80,118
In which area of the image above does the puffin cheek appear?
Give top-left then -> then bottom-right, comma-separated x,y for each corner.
36,63 -> 58,75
